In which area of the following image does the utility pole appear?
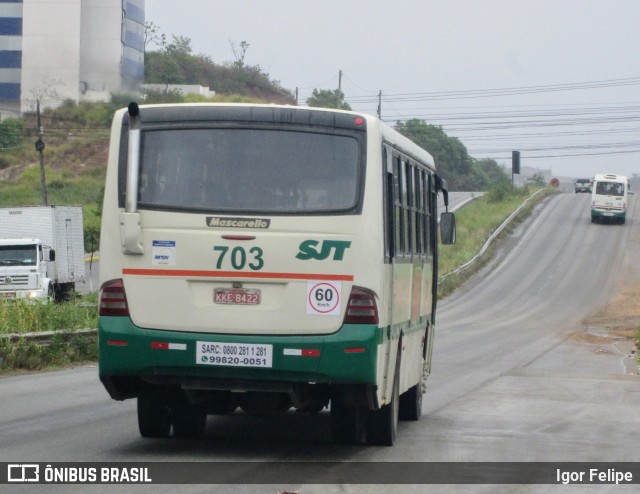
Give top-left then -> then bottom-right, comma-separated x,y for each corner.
377,90 -> 382,118
35,99 -> 47,205
337,69 -> 343,108
295,87 -> 298,105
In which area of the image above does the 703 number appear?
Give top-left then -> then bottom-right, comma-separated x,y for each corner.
213,246 -> 264,271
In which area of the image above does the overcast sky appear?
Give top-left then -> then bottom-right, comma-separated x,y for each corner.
145,0 -> 640,180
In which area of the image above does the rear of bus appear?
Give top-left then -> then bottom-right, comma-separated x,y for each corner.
591,173 -> 628,224
98,104 -> 391,434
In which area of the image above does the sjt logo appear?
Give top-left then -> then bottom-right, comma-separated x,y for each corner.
296,240 -> 351,261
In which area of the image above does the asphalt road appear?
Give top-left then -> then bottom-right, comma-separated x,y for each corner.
1,192 -> 639,493
439,191 -> 483,213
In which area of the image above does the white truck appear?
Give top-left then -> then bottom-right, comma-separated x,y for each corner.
0,206 -> 85,302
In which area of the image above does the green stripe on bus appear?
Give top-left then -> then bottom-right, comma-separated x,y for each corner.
99,317 -> 380,384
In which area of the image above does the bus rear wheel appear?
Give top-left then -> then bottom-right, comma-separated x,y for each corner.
366,355 -> 400,446
137,389 -> 172,438
399,376 -> 423,421
330,389 -> 367,445
172,393 -> 207,438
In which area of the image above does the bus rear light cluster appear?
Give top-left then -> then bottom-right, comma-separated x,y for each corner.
343,287 -> 379,324
99,279 -> 130,317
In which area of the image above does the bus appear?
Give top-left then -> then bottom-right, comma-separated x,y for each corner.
591,173 -> 629,224
98,102 -> 456,446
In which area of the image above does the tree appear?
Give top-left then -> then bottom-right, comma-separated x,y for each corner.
475,158 -> 511,187
307,89 -> 351,110
527,172 -> 547,186
166,35 -> 193,56
395,119 -> 507,191
144,22 -> 166,52
0,119 -> 24,150
144,53 -> 185,85
27,78 -> 65,111
230,40 -> 250,67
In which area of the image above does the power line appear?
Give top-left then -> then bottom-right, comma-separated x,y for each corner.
345,76 -> 640,104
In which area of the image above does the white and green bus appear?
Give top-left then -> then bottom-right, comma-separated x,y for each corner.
98,103 -> 455,445
591,173 -> 629,224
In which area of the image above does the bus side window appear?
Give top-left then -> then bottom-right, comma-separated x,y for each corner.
393,155 -> 404,259
412,166 -> 422,256
400,160 -> 410,257
426,173 -> 435,256
406,162 -> 416,257
415,167 -> 426,257
383,146 -> 394,261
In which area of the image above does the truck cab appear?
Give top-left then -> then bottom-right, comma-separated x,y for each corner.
0,238 -> 55,301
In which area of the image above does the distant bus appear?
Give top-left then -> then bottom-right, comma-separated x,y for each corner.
591,173 -> 629,224
98,103 -> 456,446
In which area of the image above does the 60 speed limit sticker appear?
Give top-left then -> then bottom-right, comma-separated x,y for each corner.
306,281 -> 342,316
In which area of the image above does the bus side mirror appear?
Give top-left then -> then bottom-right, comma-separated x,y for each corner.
440,212 -> 456,245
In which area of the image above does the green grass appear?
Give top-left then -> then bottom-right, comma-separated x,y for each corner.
0,330 -> 97,372
0,294 -> 98,335
0,295 -> 99,373
0,163 -> 105,234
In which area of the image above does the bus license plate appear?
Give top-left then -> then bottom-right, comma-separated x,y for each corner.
0,291 -> 16,298
196,341 -> 273,368
214,288 -> 260,305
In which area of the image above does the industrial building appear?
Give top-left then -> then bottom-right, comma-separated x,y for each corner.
0,0 -> 144,118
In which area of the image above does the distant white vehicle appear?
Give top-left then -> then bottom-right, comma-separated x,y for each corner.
591,174 -> 629,224
574,178 -> 592,193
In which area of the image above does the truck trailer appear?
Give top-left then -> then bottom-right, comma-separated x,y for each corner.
0,206 -> 85,301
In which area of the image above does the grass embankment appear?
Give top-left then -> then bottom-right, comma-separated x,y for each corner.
0,184 -> 559,373
0,295 -> 99,372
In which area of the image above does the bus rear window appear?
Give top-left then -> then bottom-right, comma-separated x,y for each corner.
137,128 -> 361,213
595,181 -> 624,195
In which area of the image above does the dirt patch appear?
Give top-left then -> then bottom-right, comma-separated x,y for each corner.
573,282 -> 640,374
0,162 -> 31,182
568,332 -> 620,345
582,282 -> 640,336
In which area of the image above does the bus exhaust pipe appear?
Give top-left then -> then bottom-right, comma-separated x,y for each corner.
119,102 -> 144,254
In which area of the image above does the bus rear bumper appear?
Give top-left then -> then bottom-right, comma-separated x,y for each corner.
98,317 -> 380,401
591,208 -> 626,220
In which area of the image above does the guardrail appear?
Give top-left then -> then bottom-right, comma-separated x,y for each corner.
2,327 -> 97,344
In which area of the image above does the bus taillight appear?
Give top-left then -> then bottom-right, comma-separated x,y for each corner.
99,279 -> 130,317
343,287 -> 379,325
